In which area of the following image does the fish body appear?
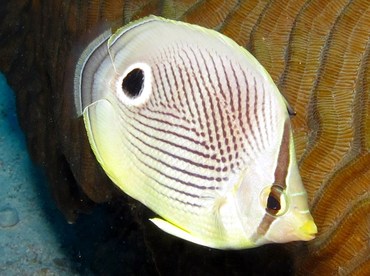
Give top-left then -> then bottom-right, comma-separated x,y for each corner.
74,15 -> 316,249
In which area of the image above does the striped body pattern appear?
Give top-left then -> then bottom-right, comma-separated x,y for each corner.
74,16 -> 316,249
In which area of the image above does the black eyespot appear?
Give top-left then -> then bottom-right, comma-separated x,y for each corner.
121,68 -> 144,99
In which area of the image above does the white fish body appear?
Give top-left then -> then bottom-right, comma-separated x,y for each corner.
74,15 -> 317,249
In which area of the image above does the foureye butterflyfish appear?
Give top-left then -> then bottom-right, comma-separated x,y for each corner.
74,15 -> 317,249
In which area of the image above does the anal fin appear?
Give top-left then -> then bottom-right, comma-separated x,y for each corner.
150,218 -> 207,247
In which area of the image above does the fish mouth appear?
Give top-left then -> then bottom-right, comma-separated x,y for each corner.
296,220 -> 317,241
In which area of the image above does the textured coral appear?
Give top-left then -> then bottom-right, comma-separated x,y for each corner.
0,0 -> 369,274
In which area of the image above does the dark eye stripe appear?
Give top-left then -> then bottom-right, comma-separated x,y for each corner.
252,120 -> 291,241
273,121 -> 291,190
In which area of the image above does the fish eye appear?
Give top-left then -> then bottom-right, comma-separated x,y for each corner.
121,68 -> 144,99
115,62 -> 152,106
260,185 -> 287,217
267,193 -> 280,212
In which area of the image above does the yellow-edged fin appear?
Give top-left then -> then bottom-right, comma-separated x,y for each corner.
150,218 -> 209,247
82,99 -> 133,192
82,101 -> 106,166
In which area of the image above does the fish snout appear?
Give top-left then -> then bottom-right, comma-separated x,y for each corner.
264,209 -> 317,244
284,208 -> 317,242
295,215 -> 317,241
